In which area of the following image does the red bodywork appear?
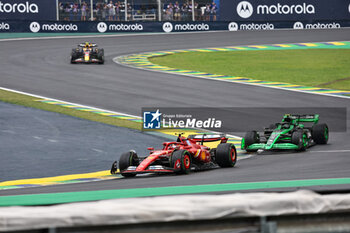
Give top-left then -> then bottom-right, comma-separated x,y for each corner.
120,134 -> 228,175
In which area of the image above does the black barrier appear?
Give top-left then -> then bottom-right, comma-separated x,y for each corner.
0,0 -> 56,21
0,20 -> 349,33
220,0 -> 350,22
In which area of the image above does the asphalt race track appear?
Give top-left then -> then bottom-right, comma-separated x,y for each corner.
0,101 -> 168,182
0,29 -> 350,195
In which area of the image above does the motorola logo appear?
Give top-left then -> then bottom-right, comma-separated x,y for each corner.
97,22 -> 107,33
228,22 -> 238,31
163,22 -> 173,33
0,22 -> 9,30
236,1 -> 253,19
293,22 -> 304,29
29,21 -> 40,33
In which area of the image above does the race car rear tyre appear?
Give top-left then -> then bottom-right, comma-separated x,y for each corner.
312,123 -> 329,144
70,49 -> 79,64
171,150 -> 191,174
215,143 -> 237,168
244,131 -> 259,152
70,50 -> 78,64
292,130 -> 307,151
97,49 -> 104,64
119,151 -> 139,177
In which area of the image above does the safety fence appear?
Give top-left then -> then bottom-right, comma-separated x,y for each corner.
0,0 -> 348,23
0,20 -> 349,33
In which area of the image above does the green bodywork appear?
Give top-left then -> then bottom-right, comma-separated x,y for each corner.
241,114 -> 319,151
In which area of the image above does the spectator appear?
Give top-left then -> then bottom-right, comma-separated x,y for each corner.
165,3 -> 174,21
59,3 -> 64,20
115,2 -> 120,21
64,3 -> 71,21
127,3 -> 132,21
211,2 -> 217,21
188,2 -> 193,20
72,3 -> 79,21
119,2 -> 125,21
195,2 -> 201,21
108,1 -> 115,21
174,1 -> 180,21
96,3 -> 102,21
81,2 -> 88,21
181,3 -> 188,21
204,3 -> 211,21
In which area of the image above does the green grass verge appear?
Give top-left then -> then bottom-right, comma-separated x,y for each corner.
149,49 -> 350,91
0,89 -> 141,130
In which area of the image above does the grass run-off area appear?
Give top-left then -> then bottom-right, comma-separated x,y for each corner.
0,89 -> 140,131
149,49 -> 350,91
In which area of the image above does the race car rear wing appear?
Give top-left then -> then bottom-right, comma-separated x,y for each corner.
78,43 -> 97,47
283,114 -> 319,123
188,134 -> 228,144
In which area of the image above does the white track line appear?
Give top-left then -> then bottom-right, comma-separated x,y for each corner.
0,30 -> 224,42
0,86 -> 241,140
1,28 -> 349,42
0,87 -> 140,118
310,150 -> 350,153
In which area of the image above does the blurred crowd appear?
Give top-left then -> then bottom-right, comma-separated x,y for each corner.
163,1 -> 218,21
59,1 -> 218,21
59,1 -> 132,21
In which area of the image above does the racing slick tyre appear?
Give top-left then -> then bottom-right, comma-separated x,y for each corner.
215,143 -> 237,168
70,49 -> 78,64
292,130 -> 307,151
119,151 -> 139,177
312,123 -> 329,144
97,49 -> 104,64
171,150 -> 191,174
244,131 -> 259,152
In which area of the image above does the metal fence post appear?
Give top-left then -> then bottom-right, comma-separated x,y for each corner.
90,0 -> 93,21
56,0 -> 59,21
158,0 -> 161,21
192,0 -> 194,21
125,0 -> 127,21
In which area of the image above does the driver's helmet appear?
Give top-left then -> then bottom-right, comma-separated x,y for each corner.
284,115 -> 292,122
84,42 -> 90,48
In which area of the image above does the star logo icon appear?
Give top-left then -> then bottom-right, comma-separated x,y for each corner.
151,109 -> 162,122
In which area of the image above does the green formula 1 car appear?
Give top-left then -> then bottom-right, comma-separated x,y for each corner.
241,114 -> 328,152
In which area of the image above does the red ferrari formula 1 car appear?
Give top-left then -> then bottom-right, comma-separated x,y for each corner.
110,134 -> 237,177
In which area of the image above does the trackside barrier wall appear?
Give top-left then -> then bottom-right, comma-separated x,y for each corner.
0,0 -> 56,20
1,190 -> 350,231
221,0 -> 350,21
0,20 -> 350,33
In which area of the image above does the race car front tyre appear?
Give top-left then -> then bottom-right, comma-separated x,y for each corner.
312,123 -> 329,144
171,150 -> 191,174
244,131 -> 259,152
292,130 -> 307,151
119,151 -> 139,177
110,161 -> 118,174
215,143 -> 237,168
